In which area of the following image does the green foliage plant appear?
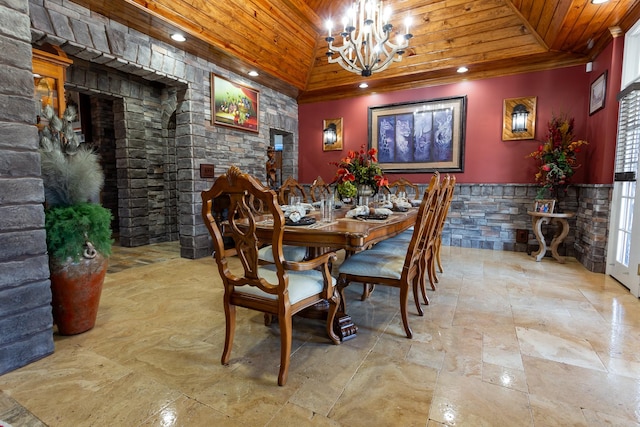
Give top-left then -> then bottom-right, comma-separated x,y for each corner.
39,104 -> 113,262
45,203 -> 112,261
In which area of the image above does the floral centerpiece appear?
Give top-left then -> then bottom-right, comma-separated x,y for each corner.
331,144 -> 388,199
527,114 -> 588,200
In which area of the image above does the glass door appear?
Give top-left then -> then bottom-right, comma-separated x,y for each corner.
608,181 -> 640,296
607,87 -> 640,297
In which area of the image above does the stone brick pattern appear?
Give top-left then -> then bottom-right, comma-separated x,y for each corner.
573,185 -> 611,273
438,183 -> 610,273
0,0 -> 55,375
29,0 -> 299,258
90,96 -> 119,233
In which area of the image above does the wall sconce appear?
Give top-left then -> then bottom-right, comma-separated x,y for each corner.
502,96 -> 536,141
323,123 -> 337,145
511,104 -> 529,132
322,118 -> 343,151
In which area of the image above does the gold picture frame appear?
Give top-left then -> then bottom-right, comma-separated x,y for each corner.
534,199 -> 555,213
502,96 -> 537,140
322,118 -> 343,151
211,74 -> 259,133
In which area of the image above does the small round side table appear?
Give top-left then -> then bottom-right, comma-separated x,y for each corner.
527,211 -> 575,263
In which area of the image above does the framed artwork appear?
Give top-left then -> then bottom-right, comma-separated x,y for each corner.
322,117 -> 343,151
534,199 -> 555,213
589,71 -> 607,115
368,96 -> 466,172
211,74 -> 259,132
502,96 -> 537,140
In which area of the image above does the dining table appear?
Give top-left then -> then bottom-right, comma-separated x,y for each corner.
253,204 -> 419,343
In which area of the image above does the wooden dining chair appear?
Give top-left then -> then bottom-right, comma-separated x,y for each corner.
416,174 -> 452,303
431,175 -> 456,282
309,175 -> 332,202
370,172 -> 444,305
388,177 -> 421,200
330,179 -> 440,339
278,176 -> 308,205
201,166 -> 338,386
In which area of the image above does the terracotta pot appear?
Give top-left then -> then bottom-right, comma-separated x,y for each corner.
49,253 -> 108,335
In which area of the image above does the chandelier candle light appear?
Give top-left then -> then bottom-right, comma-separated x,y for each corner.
325,0 -> 412,77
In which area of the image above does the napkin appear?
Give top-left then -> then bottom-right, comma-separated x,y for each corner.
289,210 -> 303,223
372,208 -> 393,216
394,201 -> 412,209
380,201 -> 394,209
345,205 -> 370,218
281,205 -> 307,222
345,206 -> 393,218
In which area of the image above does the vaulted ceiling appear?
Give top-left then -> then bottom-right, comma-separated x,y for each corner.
70,0 -> 640,103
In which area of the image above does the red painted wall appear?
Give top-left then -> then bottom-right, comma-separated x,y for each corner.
298,41 -> 622,186
585,37 -> 624,184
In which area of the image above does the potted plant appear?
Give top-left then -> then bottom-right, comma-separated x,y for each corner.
527,114 -> 588,209
331,144 -> 388,201
39,104 -> 113,335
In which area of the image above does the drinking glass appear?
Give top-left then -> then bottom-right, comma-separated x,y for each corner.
321,198 -> 333,222
289,195 -> 301,206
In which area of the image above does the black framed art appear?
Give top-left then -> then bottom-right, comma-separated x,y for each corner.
368,96 -> 466,172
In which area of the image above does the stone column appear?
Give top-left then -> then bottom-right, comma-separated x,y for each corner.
0,0 -> 55,374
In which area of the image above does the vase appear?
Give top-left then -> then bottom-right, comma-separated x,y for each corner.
356,183 -> 374,206
552,186 -> 568,213
357,183 -> 374,197
49,253 -> 108,335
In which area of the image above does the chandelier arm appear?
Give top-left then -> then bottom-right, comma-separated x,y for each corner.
325,0 -> 410,77
328,55 -> 364,75
373,50 -> 401,73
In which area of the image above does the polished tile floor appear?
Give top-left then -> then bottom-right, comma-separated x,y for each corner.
2,242 -> 640,426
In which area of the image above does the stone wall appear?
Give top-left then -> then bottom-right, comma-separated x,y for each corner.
90,96 -> 119,233
417,182 -> 611,273
28,0 -> 299,258
574,185 -> 612,273
0,0 -> 54,375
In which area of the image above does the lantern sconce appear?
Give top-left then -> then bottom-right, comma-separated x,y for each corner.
511,104 -> 529,132
502,96 -> 537,141
323,123 -> 337,145
322,118 -> 343,151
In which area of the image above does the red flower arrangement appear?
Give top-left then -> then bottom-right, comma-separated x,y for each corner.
527,115 -> 588,199
331,144 -> 388,198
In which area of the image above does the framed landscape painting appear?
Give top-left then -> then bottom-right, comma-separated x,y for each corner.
211,74 -> 259,132
368,96 -> 466,173
589,71 -> 607,115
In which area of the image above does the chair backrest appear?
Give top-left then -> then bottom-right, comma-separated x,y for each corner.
309,176 -> 331,202
433,175 -> 456,238
388,177 -> 420,200
399,175 -> 441,277
278,176 -> 308,205
422,174 -> 451,248
202,166 -> 287,296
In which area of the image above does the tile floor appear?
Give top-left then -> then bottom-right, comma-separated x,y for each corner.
2,242 -> 640,426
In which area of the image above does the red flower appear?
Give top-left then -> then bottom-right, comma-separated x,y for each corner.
330,144 -> 385,196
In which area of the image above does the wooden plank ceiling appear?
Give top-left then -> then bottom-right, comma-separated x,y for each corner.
70,0 -> 640,103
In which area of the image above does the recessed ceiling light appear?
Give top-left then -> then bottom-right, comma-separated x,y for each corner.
170,33 -> 186,42
359,82 -> 369,89
591,0 -> 609,4
457,66 -> 468,73
248,70 -> 259,77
